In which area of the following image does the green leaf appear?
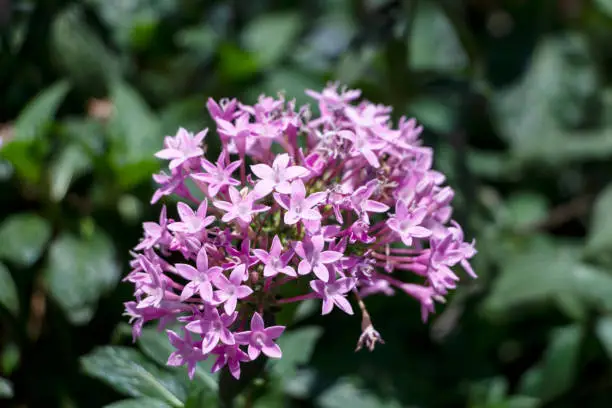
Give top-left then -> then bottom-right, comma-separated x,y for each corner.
0,81 -> 70,183
0,377 -> 13,399
594,0 -> 612,18
51,6 -> 121,89
409,1 -> 467,72
519,324 -> 583,402
13,80 -> 71,143
586,183 -> 612,255
317,377 -> 403,408
269,326 -> 322,379
138,326 -> 218,392
104,398 -> 172,408
44,230 -> 120,325
81,346 -> 185,407
0,213 -> 52,267
483,236 -> 612,316
87,0 -> 176,49
242,12 -> 303,68
0,263 -> 18,316
491,34 -> 599,164
108,80 -> 161,188
595,316 -> 612,360
49,144 -> 91,201
500,192 -> 549,229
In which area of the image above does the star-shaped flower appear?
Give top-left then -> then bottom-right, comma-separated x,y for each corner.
251,153 -> 309,196
234,312 -> 285,360
252,235 -> 296,277
155,127 -> 207,169
214,187 -> 270,224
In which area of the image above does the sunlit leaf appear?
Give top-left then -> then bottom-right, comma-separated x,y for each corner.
104,398 -> 171,408
49,144 -> 91,201
595,316 -> 612,360
242,12 -> 303,68
0,377 -> 13,399
317,377 -> 403,408
1,81 -> 70,183
44,230 -> 120,325
0,263 -> 18,316
409,1 -> 467,72
51,6 -> 121,88
108,80 -> 161,188
0,213 -> 52,267
518,324 -> 583,402
586,183 -> 612,255
81,346 -> 185,407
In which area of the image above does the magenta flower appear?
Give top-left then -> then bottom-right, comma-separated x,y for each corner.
339,128 -> 386,168
191,150 -> 241,197
167,328 -> 206,379
294,234 -> 343,281
213,265 -> 253,315
175,247 -> 222,302
251,153 -> 309,196
126,83 -> 477,380
387,203 -> 432,246
168,200 -> 215,235
155,127 -> 207,170
252,235 -> 296,277
214,187 -> 269,224
135,205 -> 169,250
350,182 -> 390,223
211,344 -> 250,380
275,180 -> 325,225
235,312 -> 284,360
310,277 -> 356,315
185,308 -> 237,354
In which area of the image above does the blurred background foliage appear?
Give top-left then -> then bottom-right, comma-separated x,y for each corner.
2,0 -> 612,407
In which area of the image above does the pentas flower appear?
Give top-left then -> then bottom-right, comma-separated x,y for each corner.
125,82 -> 477,380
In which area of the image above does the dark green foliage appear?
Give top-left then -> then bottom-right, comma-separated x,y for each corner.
2,0 -> 612,407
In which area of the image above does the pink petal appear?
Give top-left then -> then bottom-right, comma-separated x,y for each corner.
302,209 -> 321,221
177,202 -> 194,221
251,312 -> 265,331
273,153 -> 290,170
155,148 -> 180,160
264,326 -> 285,339
254,179 -> 275,197
199,282 -> 214,303
180,283 -> 197,301
261,343 -> 282,359
236,286 -> 253,298
319,251 -> 342,264
228,186 -> 241,203
313,264 -> 330,282
322,298 -> 334,315
270,235 -> 283,256
284,211 -> 300,225
298,260 -> 312,276
333,295 -> 354,315
248,345 -> 260,360
291,180 -> 306,202
175,264 -> 198,280
224,296 -> 237,315
305,192 -> 326,207
251,164 -> 274,180
410,226 -> 432,238
253,249 -> 270,263
196,247 -> 209,271
364,200 -> 389,213
213,200 -> 232,211
284,165 -> 309,179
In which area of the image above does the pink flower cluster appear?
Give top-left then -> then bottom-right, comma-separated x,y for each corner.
124,83 -> 476,379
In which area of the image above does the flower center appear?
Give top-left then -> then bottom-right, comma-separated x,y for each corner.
252,332 -> 266,347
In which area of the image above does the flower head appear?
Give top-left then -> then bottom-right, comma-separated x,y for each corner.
125,83 -> 476,380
